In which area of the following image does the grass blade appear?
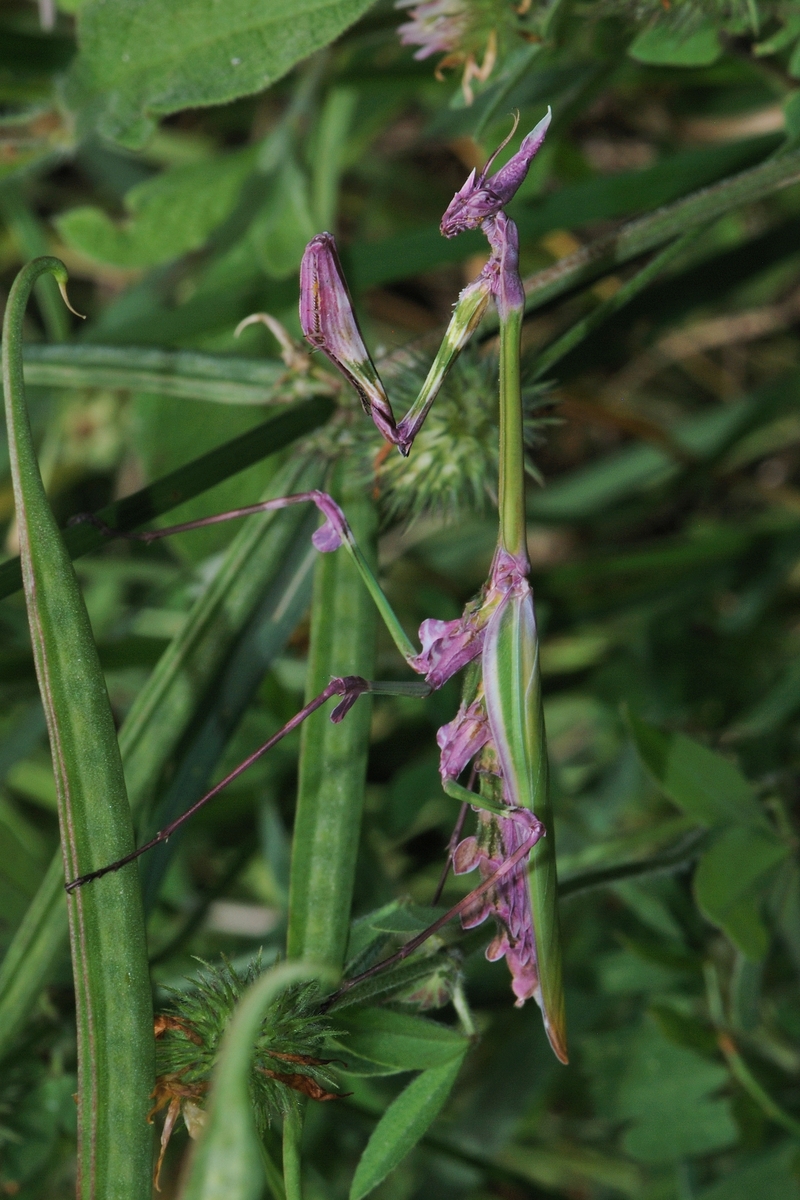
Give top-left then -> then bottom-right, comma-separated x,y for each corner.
0,454 -> 326,1056
19,342 -> 334,403
0,394 -> 332,601
3,256 -> 153,1197
521,147 -> 800,317
287,456 -> 378,971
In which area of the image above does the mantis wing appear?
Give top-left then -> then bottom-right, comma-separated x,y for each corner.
483,584 -> 568,1063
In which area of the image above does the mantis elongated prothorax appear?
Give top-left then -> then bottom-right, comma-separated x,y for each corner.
65,108 -> 568,1062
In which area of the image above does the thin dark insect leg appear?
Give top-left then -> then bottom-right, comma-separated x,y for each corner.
431,765 -> 476,905
321,821 -> 543,1012
65,676 -> 370,892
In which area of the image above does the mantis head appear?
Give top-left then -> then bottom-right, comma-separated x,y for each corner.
440,107 -> 552,237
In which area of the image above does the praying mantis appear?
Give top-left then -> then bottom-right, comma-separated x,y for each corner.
65,107 -> 568,1064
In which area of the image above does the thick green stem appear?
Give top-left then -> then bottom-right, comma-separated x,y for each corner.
2,257 -> 153,1199
287,457 -> 377,970
498,306 -> 527,560
282,1110 -> 304,1200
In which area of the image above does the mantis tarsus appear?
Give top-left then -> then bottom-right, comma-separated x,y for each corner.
65,106 -> 568,1064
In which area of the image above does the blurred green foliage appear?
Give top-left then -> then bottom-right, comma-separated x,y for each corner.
1,0 -> 800,1196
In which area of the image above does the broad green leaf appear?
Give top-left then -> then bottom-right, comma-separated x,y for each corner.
584,1020 -> 737,1163
628,711 -> 767,829
254,158 -> 316,280
697,1143 -> 800,1200
369,905 -> 444,936
56,147 -> 256,267
694,826 -> 790,960
334,1007 -> 469,1070
181,961 -> 329,1200
3,258 -> 153,1198
349,1054 -> 466,1200
68,0 -> 379,148
628,19 -> 721,67
483,587 -> 567,1063
287,458 -> 377,970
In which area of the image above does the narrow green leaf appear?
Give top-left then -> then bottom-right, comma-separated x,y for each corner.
180,961 -> 330,1200
628,711 -> 768,829
287,456 -> 377,971
0,394 -> 332,601
349,1055 -> 466,1200
334,1008 -> 468,1070
0,184 -> 71,343
3,257 -> 153,1196
69,0 -> 379,148
522,148 -> 800,318
19,343 -> 319,404
0,852 -> 68,1048
694,826 -> 790,960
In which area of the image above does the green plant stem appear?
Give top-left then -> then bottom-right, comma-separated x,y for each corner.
705,963 -> 800,1138
2,257 -> 153,1198
498,306 -> 526,559
261,1139 -> 288,1200
287,456 -> 378,969
282,1109 -> 305,1200
558,830 -> 709,898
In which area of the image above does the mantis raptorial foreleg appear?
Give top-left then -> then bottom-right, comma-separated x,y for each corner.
299,109 -> 551,457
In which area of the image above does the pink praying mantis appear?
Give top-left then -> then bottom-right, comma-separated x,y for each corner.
66,108 -> 568,1064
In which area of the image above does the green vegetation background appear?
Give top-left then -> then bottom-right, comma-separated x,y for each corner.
1,0 -> 800,1196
